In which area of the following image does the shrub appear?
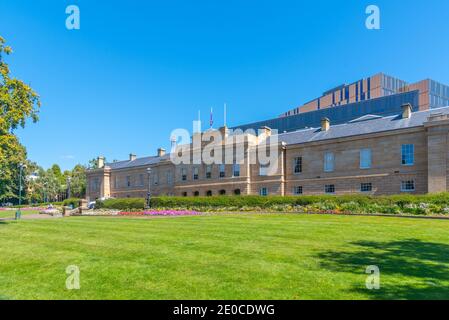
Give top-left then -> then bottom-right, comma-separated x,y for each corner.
63,198 -> 81,208
96,198 -> 146,210
149,193 -> 449,215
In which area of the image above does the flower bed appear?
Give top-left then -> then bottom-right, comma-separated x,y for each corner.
18,207 -> 46,211
119,210 -> 201,216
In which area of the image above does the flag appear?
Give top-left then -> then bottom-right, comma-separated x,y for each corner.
210,107 -> 214,128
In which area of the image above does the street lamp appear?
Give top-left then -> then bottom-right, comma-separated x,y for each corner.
146,167 -> 152,208
16,163 -> 27,220
67,176 -> 72,199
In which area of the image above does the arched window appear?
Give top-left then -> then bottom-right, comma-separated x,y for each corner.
219,189 -> 226,195
234,189 -> 241,195
182,192 -> 188,197
193,191 -> 200,197
206,190 -> 213,196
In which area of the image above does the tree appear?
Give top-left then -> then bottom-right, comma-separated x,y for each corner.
0,36 -> 41,203
70,164 -> 87,198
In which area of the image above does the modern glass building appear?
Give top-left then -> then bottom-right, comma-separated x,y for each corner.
280,73 -> 449,117
233,91 -> 419,133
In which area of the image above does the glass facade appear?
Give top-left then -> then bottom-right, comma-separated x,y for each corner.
429,80 -> 449,109
233,91 -> 419,134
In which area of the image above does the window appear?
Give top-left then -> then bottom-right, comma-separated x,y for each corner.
360,183 -> 373,192
139,174 -> 144,187
234,189 -> 241,195
233,164 -> 240,177
206,165 -> 212,179
259,164 -> 269,176
206,190 -> 212,196
293,186 -> 303,195
360,149 -> 372,169
181,168 -> 187,181
193,191 -> 200,197
294,157 -> 302,174
401,144 -> 414,166
324,152 -> 335,172
259,187 -> 268,196
219,164 -> 225,178
193,167 -> 199,180
182,192 -> 188,197
153,172 -> 159,185
114,176 -> 118,189
166,171 -> 173,185
126,176 -> 131,188
401,180 -> 415,192
325,184 -> 335,194
219,189 -> 226,195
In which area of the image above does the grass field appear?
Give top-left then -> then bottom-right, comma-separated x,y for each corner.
0,210 -> 40,219
0,214 -> 448,300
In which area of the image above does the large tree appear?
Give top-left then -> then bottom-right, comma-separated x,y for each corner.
0,36 -> 41,203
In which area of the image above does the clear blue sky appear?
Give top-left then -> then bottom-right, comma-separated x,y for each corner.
1,0 -> 448,170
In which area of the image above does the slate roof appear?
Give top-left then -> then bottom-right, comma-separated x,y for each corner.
105,154 -> 170,170
104,106 -> 449,170
277,106 -> 449,146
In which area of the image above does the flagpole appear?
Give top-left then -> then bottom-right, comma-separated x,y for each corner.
224,103 -> 227,127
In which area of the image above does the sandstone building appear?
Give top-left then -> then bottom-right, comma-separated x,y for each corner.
86,103 -> 449,200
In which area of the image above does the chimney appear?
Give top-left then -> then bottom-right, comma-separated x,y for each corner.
129,153 -> 136,161
219,126 -> 229,139
321,117 -> 330,131
97,156 -> 105,169
259,126 -> 272,137
402,103 -> 412,119
157,148 -> 166,157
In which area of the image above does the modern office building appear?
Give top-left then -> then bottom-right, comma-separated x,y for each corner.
280,73 -> 449,117
87,104 -> 449,200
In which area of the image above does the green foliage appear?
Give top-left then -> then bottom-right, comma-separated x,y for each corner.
0,36 -> 40,203
96,198 -> 146,210
149,193 -> 449,215
62,198 -> 81,208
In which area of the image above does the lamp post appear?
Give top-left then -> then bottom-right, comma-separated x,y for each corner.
67,176 -> 72,199
16,163 -> 27,220
146,167 -> 152,208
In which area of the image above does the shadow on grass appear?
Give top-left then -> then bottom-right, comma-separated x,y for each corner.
317,239 -> 449,300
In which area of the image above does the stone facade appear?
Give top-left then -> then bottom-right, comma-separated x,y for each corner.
86,107 -> 449,201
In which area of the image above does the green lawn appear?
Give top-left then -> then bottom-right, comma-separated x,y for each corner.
0,210 -> 40,219
0,214 -> 448,300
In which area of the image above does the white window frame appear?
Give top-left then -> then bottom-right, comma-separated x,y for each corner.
259,187 -> 268,196
293,186 -> 303,195
193,167 -> 199,180
401,180 -> 415,192
294,157 -> 302,174
324,152 -> 335,172
259,164 -> 269,176
233,164 -> 240,177
360,148 -> 372,169
401,144 -> 415,166
219,164 -> 226,178
325,184 -> 335,194
360,182 -> 373,192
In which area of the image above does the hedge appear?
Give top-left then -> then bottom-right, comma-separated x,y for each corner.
92,193 -> 449,215
62,198 -> 82,208
96,198 -> 146,210
149,194 -> 449,215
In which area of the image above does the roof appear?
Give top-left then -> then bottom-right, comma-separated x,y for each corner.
276,106 -> 449,146
105,154 -> 170,170
103,106 -> 449,170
